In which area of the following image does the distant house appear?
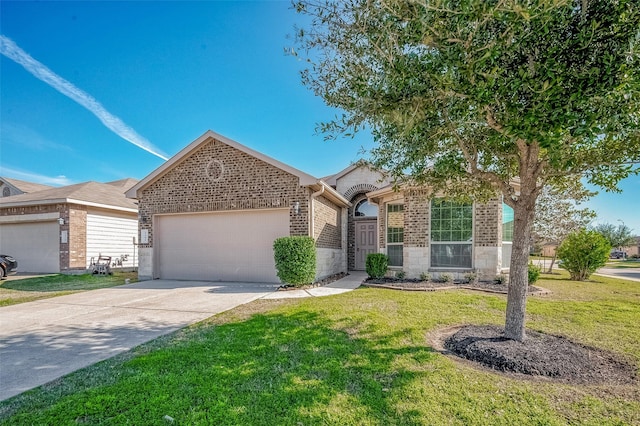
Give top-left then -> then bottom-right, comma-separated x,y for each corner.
624,237 -> 640,258
0,177 -> 53,197
0,179 -> 139,273
126,130 -> 512,283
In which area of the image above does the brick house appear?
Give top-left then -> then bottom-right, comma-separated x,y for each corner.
0,179 -> 139,273
127,130 -> 511,283
126,130 -> 349,283
0,177 -> 53,197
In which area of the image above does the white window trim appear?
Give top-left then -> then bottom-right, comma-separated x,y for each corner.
386,202 -> 404,267
428,200 -> 475,270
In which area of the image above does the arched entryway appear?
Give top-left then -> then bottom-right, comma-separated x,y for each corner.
348,193 -> 378,270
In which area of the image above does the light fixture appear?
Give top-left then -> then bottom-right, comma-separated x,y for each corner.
293,201 -> 300,215
57,217 -> 65,225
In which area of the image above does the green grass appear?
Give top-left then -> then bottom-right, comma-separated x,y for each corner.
0,272 -> 137,306
604,260 -> 640,269
0,272 -> 638,425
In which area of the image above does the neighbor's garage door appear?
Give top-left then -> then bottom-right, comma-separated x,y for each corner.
0,221 -> 59,272
156,209 -> 289,283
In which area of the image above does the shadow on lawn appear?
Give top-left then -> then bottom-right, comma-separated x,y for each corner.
1,310 -> 437,425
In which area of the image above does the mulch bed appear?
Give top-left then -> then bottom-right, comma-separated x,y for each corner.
277,272 -> 348,291
442,325 -> 637,385
363,278 -> 548,295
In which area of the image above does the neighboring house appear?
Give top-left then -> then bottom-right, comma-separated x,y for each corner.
0,177 -> 53,197
0,179 -> 139,273
541,236 -> 640,259
628,237 -> 640,257
126,130 -> 511,283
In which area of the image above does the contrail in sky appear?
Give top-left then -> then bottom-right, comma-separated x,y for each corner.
0,35 -> 169,161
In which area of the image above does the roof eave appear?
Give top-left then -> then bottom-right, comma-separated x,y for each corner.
0,198 -> 137,213
126,130 -> 319,198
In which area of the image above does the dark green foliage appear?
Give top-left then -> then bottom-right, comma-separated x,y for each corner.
528,263 -> 541,285
273,236 -> 316,286
366,253 -> 388,279
557,230 -> 611,281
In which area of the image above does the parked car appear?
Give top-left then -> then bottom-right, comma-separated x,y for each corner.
610,251 -> 627,259
0,254 -> 18,279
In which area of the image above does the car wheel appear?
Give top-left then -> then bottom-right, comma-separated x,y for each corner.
0,267 -> 6,280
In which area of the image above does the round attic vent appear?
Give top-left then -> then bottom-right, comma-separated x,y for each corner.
206,159 -> 225,182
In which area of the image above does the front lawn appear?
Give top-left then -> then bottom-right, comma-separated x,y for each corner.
605,259 -> 640,269
0,272 -> 137,306
0,271 -> 638,425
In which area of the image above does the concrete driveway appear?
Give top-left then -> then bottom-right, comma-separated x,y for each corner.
0,279 -> 278,401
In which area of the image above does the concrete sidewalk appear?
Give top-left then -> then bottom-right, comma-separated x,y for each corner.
0,273 -> 365,401
262,271 -> 367,299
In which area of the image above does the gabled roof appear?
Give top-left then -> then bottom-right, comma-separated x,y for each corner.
0,177 -> 54,194
322,161 -> 383,187
125,130 -> 350,207
106,178 -> 139,191
0,181 -> 138,212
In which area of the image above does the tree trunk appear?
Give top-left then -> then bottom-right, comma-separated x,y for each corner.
547,252 -> 557,274
504,203 -> 535,341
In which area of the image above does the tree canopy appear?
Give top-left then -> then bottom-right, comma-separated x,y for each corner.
593,222 -> 637,250
294,0 -> 640,340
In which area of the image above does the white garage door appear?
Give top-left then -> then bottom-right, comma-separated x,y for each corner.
0,222 -> 59,272
156,209 -> 289,283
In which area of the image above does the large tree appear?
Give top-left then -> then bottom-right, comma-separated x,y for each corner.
593,222 -> 637,251
532,182 -> 595,272
293,0 -> 640,340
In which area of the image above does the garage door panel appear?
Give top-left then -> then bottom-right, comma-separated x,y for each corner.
0,222 -> 59,272
156,209 -> 289,283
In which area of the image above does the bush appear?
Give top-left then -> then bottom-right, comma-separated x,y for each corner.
366,253 -> 388,279
463,272 -> 478,284
494,274 -> 508,284
273,236 -> 316,286
528,263 -> 541,284
420,272 -> 430,282
556,229 -> 611,281
395,270 -> 406,280
439,272 -> 453,284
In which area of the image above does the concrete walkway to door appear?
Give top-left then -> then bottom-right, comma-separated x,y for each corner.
0,273 -> 365,401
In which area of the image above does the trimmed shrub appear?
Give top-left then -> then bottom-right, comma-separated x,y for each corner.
439,272 -> 454,284
273,236 -> 316,286
464,272 -> 478,284
494,274 -> 508,284
528,263 -> 541,284
395,270 -> 406,280
420,272 -> 431,282
366,253 -> 388,279
556,229 -> 611,281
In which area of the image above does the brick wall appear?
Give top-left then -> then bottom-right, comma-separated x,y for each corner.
314,195 -> 342,249
404,189 -> 431,248
137,137 -> 311,248
67,205 -> 87,270
474,198 -> 501,246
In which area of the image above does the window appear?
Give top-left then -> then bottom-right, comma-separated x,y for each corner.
430,199 -> 472,268
502,203 -> 514,242
387,204 -> 404,266
354,199 -> 378,217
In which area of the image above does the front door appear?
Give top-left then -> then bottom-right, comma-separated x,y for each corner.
355,220 -> 377,270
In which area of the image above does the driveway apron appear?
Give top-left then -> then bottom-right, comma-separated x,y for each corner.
0,280 -> 278,401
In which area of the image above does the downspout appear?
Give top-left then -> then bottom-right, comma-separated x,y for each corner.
309,183 -> 325,239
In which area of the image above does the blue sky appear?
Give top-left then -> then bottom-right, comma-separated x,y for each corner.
1,1 -> 638,233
